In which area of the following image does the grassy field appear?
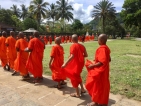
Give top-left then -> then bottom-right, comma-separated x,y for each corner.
43,39 -> 141,101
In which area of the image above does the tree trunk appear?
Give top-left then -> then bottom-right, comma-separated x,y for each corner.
102,16 -> 105,33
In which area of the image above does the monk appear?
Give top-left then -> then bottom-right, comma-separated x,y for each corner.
49,35 -> 52,45
85,34 -> 111,106
12,32 -> 29,79
49,37 -> 66,89
44,36 -> 48,45
62,34 -> 88,97
0,31 -> 8,70
25,31 -> 45,83
69,36 -> 72,43
5,31 -> 17,71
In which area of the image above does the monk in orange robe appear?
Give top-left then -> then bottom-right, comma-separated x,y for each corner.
0,31 -> 8,70
65,36 -> 68,43
85,34 -> 111,106
61,36 -> 64,43
12,32 -> 29,79
25,31 -> 45,83
44,36 -> 48,45
62,34 -> 88,97
69,36 -> 72,43
49,35 -> 52,45
5,31 -> 17,70
49,37 -> 66,89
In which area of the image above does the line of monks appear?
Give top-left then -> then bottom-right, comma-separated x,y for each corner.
0,31 -> 110,106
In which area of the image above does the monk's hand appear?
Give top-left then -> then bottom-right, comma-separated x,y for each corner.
61,63 -> 66,68
88,64 -> 95,69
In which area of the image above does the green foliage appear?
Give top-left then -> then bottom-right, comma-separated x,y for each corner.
92,0 -> 116,33
29,0 -> 49,26
0,9 -> 15,25
39,25 -> 47,33
11,15 -> 23,31
71,19 -> 83,33
121,0 -> 141,37
23,18 -> 38,30
10,4 -> 21,18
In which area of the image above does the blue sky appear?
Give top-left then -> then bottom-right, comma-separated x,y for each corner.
0,0 -> 124,23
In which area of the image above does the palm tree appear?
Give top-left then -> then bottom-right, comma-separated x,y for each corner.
20,4 -> 28,20
10,4 -> 21,18
46,3 -> 57,30
56,0 -> 73,32
29,0 -> 49,27
92,0 -> 116,33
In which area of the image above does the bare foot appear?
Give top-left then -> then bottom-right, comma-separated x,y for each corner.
70,93 -> 80,98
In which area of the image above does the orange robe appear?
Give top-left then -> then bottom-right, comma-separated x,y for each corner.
85,45 -> 110,105
14,39 -> 29,76
26,38 -> 45,78
0,36 -> 7,67
69,36 -> 72,43
63,43 -> 85,88
65,36 -> 68,43
49,36 -> 52,44
50,45 -> 66,82
44,36 -> 48,45
61,36 -> 64,43
5,36 -> 17,69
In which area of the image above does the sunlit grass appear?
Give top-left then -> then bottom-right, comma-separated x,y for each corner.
43,39 -> 141,101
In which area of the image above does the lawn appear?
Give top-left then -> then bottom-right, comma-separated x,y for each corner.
43,39 -> 141,101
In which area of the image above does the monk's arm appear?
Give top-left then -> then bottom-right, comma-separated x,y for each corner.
88,62 -> 103,69
62,54 -> 74,68
109,56 -> 111,62
49,57 -> 53,69
84,47 -> 88,57
24,47 -> 32,52
16,47 -> 19,52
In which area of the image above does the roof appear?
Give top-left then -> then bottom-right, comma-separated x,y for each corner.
0,23 -> 15,28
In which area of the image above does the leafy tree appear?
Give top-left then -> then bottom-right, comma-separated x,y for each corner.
20,4 -> 28,20
46,3 -> 57,30
72,19 -> 83,33
121,0 -> 141,37
11,15 -> 23,31
56,0 -> 73,32
23,18 -> 38,30
29,0 -> 49,26
0,9 -> 15,25
10,4 -> 21,18
92,0 -> 116,33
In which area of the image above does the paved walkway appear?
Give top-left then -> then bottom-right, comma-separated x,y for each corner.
0,67 -> 141,106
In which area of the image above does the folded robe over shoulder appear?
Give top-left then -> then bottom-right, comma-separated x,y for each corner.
0,36 -> 7,67
5,36 -> 17,69
85,45 -> 111,105
50,45 -> 66,82
14,39 -> 29,76
26,38 -> 45,78
63,43 -> 85,88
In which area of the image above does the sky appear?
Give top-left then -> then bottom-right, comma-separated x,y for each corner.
0,0 -> 124,23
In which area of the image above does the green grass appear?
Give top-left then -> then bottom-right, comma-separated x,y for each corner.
43,39 -> 141,101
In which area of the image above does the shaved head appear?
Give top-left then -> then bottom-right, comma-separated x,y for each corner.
10,31 -> 15,37
98,34 -> 107,45
33,31 -> 39,38
2,31 -> 7,37
72,34 -> 78,43
55,37 -> 61,45
19,32 -> 24,38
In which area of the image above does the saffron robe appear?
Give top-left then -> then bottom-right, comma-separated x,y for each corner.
0,36 -> 7,67
26,38 -> 45,78
49,36 -> 52,44
85,45 -> 110,105
50,45 -> 66,82
14,39 -> 29,76
63,43 -> 85,88
5,36 -> 17,69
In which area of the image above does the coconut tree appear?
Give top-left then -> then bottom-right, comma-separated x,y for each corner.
29,0 -> 49,27
92,0 -> 116,33
20,4 -> 28,20
10,4 -> 21,18
46,3 -> 57,30
56,0 -> 73,32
